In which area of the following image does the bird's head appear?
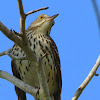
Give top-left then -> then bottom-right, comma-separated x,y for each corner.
27,14 -> 59,35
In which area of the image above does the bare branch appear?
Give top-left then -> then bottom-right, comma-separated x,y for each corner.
36,60 -> 51,100
0,22 -> 21,46
17,0 -> 25,16
72,55 -> 100,100
0,20 -> 37,61
0,51 -> 6,56
0,70 -> 38,97
92,0 -> 100,30
17,0 -> 26,35
0,48 -> 13,56
0,22 -> 36,61
26,7 -> 49,16
0,48 -> 26,60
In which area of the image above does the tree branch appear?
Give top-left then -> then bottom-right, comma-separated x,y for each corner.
17,0 -> 26,35
17,0 -> 40,61
26,7 -> 49,16
0,48 -> 13,56
0,70 -> 38,97
36,56 -> 51,100
0,22 -> 21,46
72,55 -> 100,100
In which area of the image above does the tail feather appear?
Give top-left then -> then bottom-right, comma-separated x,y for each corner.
15,86 -> 26,100
54,92 -> 61,100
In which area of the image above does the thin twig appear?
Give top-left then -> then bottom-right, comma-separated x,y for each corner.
92,0 -> 100,30
17,0 -> 26,35
0,48 -> 13,56
17,0 -> 25,16
72,55 -> 100,100
13,30 -> 23,37
0,48 -> 26,60
0,70 -> 37,97
26,7 -> 49,16
0,51 -> 6,56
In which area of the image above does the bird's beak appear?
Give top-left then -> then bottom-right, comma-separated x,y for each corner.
51,14 -> 59,20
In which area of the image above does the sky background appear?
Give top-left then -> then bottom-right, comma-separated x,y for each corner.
0,0 -> 100,100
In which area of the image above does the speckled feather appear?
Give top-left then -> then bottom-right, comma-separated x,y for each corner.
11,14 -> 62,100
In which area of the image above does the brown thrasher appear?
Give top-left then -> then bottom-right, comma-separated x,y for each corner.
11,14 -> 62,100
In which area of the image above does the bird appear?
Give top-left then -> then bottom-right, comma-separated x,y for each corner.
11,14 -> 62,100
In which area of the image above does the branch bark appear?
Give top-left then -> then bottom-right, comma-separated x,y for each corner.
0,70 -> 37,97
72,55 -> 100,100
26,7 -> 49,16
0,22 -> 21,46
17,0 -> 26,35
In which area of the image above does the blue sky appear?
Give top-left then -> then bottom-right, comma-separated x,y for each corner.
0,0 -> 100,100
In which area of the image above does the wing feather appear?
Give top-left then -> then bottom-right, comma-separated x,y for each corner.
11,60 -> 26,100
48,36 -> 62,100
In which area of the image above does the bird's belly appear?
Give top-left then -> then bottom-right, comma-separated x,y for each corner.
13,34 -> 58,95
15,60 -> 39,86
15,59 -> 57,95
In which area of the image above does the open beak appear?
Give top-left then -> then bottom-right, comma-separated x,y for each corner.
51,14 -> 59,20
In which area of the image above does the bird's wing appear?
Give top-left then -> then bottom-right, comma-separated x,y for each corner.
49,36 -> 62,100
11,60 -> 26,100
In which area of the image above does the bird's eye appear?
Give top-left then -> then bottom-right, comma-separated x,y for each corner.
39,16 -> 43,19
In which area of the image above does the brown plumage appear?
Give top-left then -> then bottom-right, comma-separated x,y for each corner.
11,14 -> 62,100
